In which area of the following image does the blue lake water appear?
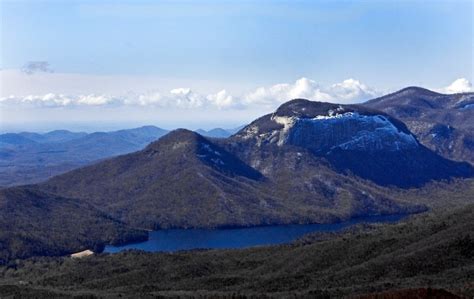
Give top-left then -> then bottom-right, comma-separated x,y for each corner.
104,214 -> 406,253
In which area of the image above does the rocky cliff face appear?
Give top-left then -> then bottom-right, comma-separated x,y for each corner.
282,113 -> 417,153
234,99 -> 417,152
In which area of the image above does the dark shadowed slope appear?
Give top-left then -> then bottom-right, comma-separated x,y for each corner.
364,87 -> 474,164
1,204 -> 472,298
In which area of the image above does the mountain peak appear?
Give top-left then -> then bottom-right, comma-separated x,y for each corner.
274,99 -> 350,119
364,87 -> 443,107
397,86 -> 441,95
161,128 -> 203,141
145,128 -> 204,151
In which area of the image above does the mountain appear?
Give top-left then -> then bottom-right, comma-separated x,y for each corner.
0,133 -> 38,147
195,126 -> 245,138
23,130 -> 88,143
195,128 -> 233,138
0,187 -> 146,262
41,129 -> 278,229
364,87 -> 474,164
1,203 -> 472,297
0,126 -> 169,186
0,130 -> 88,145
228,99 -> 472,187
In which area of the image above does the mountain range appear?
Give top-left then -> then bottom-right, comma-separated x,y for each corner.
0,126 -> 237,186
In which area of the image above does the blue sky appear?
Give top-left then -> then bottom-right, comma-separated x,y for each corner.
0,0 -> 473,131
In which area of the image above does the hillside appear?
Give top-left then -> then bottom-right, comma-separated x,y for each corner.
1,204 -> 472,298
0,187 -> 147,263
364,87 -> 474,164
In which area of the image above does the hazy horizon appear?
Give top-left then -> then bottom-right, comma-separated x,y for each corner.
1,0 -> 473,130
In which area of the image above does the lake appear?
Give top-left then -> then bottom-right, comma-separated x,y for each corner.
104,214 -> 406,253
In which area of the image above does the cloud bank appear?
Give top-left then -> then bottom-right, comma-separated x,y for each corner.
0,77 -> 380,110
1,77 -> 471,110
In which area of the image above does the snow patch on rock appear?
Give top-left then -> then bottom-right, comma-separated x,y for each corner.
272,115 -> 298,145
289,113 -> 418,152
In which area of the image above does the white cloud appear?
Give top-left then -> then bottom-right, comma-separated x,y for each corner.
327,78 -> 379,102
135,92 -> 163,106
169,88 -> 205,108
243,78 -> 328,107
0,94 -> 118,107
77,94 -> 119,106
441,78 -> 472,94
206,90 -> 236,109
243,77 -> 378,107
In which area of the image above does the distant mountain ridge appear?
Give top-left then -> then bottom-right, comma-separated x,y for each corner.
0,130 -> 88,146
363,87 -> 474,164
195,128 -> 232,138
0,126 -> 169,186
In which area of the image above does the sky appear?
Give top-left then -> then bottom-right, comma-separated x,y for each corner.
0,0 -> 473,132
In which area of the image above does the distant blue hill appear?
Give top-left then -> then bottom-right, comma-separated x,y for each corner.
0,126 -> 169,186
195,125 -> 245,138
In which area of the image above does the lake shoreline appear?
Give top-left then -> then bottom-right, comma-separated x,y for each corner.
105,212 -> 414,254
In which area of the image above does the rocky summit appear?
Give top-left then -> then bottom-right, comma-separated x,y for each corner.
234,99 -> 417,152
